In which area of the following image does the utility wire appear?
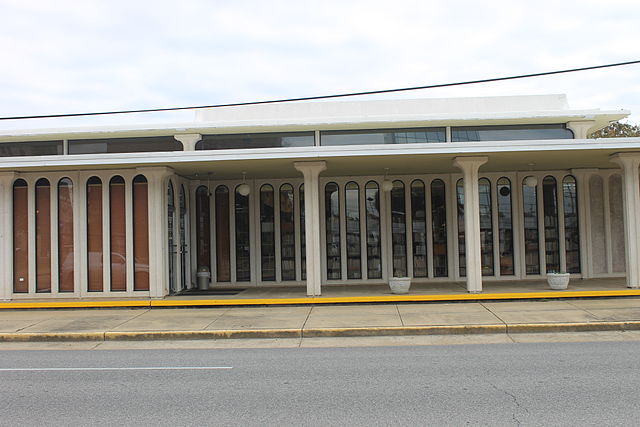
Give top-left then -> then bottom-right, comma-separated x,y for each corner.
2,59 -> 639,121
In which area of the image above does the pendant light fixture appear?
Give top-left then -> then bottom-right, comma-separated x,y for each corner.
381,168 -> 394,192
237,171 -> 250,196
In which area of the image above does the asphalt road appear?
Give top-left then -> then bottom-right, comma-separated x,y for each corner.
1,342 -> 639,426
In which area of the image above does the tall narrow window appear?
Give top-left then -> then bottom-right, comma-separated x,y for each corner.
35,178 -> 51,292
325,182 -> 341,280
299,184 -> 306,280
260,184 -> 276,281
431,179 -> 448,277
523,178 -> 540,274
609,174 -> 625,273
478,178 -> 494,276
280,184 -> 296,281
563,175 -> 580,274
543,176 -> 560,273
345,182 -> 361,279
365,181 -> 382,279
391,180 -> 407,277
235,186 -> 251,282
456,179 -> 465,277
167,181 -> 176,292
58,178 -> 74,292
87,176 -> 103,291
109,176 -> 126,291
589,175 -> 607,274
411,180 -> 427,277
497,178 -> 514,275
195,186 -> 211,272
215,185 -> 231,282
133,175 -> 149,291
179,186 -> 188,289
13,179 -> 29,292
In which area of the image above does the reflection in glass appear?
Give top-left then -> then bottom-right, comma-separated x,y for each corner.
563,176 -> 580,273
457,179 -> 465,277
58,178 -> 75,292
479,178 -> 494,276
411,180 -> 427,277
543,176 -> 560,272
300,184 -> 306,280
321,128 -> 446,145
197,132 -> 314,150
523,179 -> 540,274
325,182 -> 341,280
215,186 -> 231,282
110,176 -> 127,291
36,178 -> 51,292
87,177 -> 103,291
391,180 -> 407,277
167,181 -> 176,292
365,181 -> 382,279
345,182 -> 361,279
280,184 -> 296,281
451,124 -> 573,142
431,179 -> 448,277
195,186 -> 211,272
13,179 -> 29,292
497,178 -> 514,275
180,186 -> 188,289
235,186 -> 251,281
133,175 -> 149,291
260,185 -> 276,281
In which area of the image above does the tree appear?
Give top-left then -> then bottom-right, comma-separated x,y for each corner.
588,122 -> 640,138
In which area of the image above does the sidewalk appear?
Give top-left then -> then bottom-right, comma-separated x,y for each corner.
1,296 -> 640,343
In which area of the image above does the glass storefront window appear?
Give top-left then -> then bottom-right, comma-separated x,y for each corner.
235,186 -> 251,282
215,185 -> 231,282
87,177 -> 103,291
411,180 -> 427,277
365,181 -> 382,279
391,180 -> 407,277
523,178 -> 540,274
109,176 -> 127,291
479,178 -> 494,276
345,182 -> 362,279
13,179 -> 29,292
280,184 -> 296,281
325,182 -> 341,280
36,178 -> 51,293
497,178 -> 514,275
563,176 -> 580,274
431,179 -> 448,277
456,179 -> 465,277
133,175 -> 149,291
543,176 -> 560,272
58,178 -> 75,292
260,185 -> 276,281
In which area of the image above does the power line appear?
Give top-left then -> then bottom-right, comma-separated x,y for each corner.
2,59 -> 639,121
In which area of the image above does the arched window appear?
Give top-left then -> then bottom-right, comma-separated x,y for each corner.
411,180 -> 427,277
133,175 -> 149,291
562,176 -> 580,274
365,181 -> 381,279
299,184 -> 306,280
391,180 -> 407,277
235,184 -> 251,282
479,178 -> 493,276
215,185 -> 230,282
325,182 -> 341,280
542,176 -> 559,272
87,176 -> 103,291
260,184 -> 275,281
497,178 -> 514,275
35,178 -> 51,292
167,181 -> 176,292
456,179 -> 465,276
58,178 -> 74,292
13,179 -> 29,293
280,184 -> 295,281
431,179 -> 447,277
195,186 -> 211,273
345,182 -> 361,279
522,177 -> 539,274
110,176 -> 126,291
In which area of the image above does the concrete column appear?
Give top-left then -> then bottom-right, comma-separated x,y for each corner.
0,172 -> 17,300
567,121 -> 596,139
453,156 -> 488,293
571,169 -> 595,279
174,134 -> 202,151
294,161 -> 327,296
137,166 -> 174,298
610,153 -> 640,288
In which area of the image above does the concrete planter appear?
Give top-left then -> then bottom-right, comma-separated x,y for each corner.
389,277 -> 411,294
546,273 -> 570,290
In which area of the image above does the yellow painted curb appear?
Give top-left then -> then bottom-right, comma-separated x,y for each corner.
0,300 -> 150,309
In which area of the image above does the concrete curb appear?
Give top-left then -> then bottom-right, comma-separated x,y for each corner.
2,321 -> 640,342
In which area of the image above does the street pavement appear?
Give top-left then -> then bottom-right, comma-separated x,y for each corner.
1,342 -> 640,425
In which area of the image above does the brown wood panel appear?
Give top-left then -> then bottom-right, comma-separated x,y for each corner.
109,179 -> 126,291
133,179 -> 149,291
215,187 -> 230,282
58,179 -> 74,292
35,180 -> 51,292
13,182 -> 28,293
87,179 -> 103,292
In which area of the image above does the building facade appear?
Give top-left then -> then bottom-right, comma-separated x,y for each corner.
1,94 -> 639,300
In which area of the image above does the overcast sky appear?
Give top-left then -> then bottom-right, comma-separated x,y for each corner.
1,0 -> 639,131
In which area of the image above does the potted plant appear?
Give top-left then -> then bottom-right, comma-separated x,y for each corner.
546,271 -> 570,290
388,276 -> 411,294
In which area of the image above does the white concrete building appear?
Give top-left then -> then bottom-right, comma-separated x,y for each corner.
1,94 -> 638,300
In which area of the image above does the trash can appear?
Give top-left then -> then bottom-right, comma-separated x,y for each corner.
196,267 -> 211,290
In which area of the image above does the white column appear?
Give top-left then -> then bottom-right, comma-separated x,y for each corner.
294,161 -> 327,296
567,121 -> 596,139
610,153 -> 640,288
174,134 -> 202,151
137,166 -> 173,297
571,169 -> 593,279
453,156 -> 488,293
0,172 -> 17,300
